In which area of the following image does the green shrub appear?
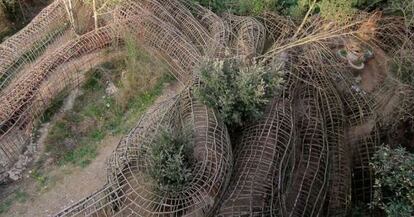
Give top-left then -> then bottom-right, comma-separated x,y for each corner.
237,0 -> 277,15
318,0 -> 355,22
284,0 -> 356,21
195,59 -> 284,127
370,146 -> 414,217
147,128 -> 193,193
192,0 -> 277,15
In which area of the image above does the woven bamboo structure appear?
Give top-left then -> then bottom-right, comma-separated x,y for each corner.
0,0 -> 69,86
56,88 -> 232,216
217,99 -> 295,216
114,0 -> 202,82
224,14 -> 266,58
0,24 -> 122,178
1,0 -> 414,216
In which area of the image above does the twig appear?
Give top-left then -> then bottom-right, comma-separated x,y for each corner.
293,0 -> 317,39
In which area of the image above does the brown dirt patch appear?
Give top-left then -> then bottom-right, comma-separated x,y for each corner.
2,135 -> 121,217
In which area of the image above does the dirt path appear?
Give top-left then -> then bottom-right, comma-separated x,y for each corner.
4,135 -> 121,217
1,81 -> 181,217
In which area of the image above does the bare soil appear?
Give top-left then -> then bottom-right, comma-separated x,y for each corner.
4,135 -> 121,217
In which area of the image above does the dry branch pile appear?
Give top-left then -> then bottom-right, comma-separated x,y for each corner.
0,0 -> 413,216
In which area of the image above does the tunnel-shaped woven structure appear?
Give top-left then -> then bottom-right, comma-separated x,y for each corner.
0,24 -> 122,178
1,0 -> 414,216
56,87 -> 233,216
217,99 -> 295,216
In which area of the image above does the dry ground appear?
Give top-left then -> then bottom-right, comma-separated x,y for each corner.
4,135 -> 121,217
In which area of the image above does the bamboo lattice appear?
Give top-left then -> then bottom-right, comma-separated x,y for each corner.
0,0 -> 413,216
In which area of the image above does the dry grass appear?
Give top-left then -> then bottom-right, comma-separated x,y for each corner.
115,36 -> 168,110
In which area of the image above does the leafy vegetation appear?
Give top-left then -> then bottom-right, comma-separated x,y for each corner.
318,0 -> 355,22
370,146 -> 414,217
30,169 -> 57,191
195,59 -> 284,127
192,0 -> 399,22
279,0 -> 356,21
147,128 -> 194,193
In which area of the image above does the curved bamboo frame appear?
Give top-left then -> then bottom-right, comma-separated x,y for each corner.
0,0 -> 413,216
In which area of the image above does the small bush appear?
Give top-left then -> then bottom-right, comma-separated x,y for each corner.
370,146 -> 414,217
318,0 -> 355,22
147,128 -> 193,193
195,59 -> 284,127
283,0 -> 356,21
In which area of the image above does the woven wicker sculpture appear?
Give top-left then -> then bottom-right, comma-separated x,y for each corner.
56,88 -> 233,216
0,0 -> 413,216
